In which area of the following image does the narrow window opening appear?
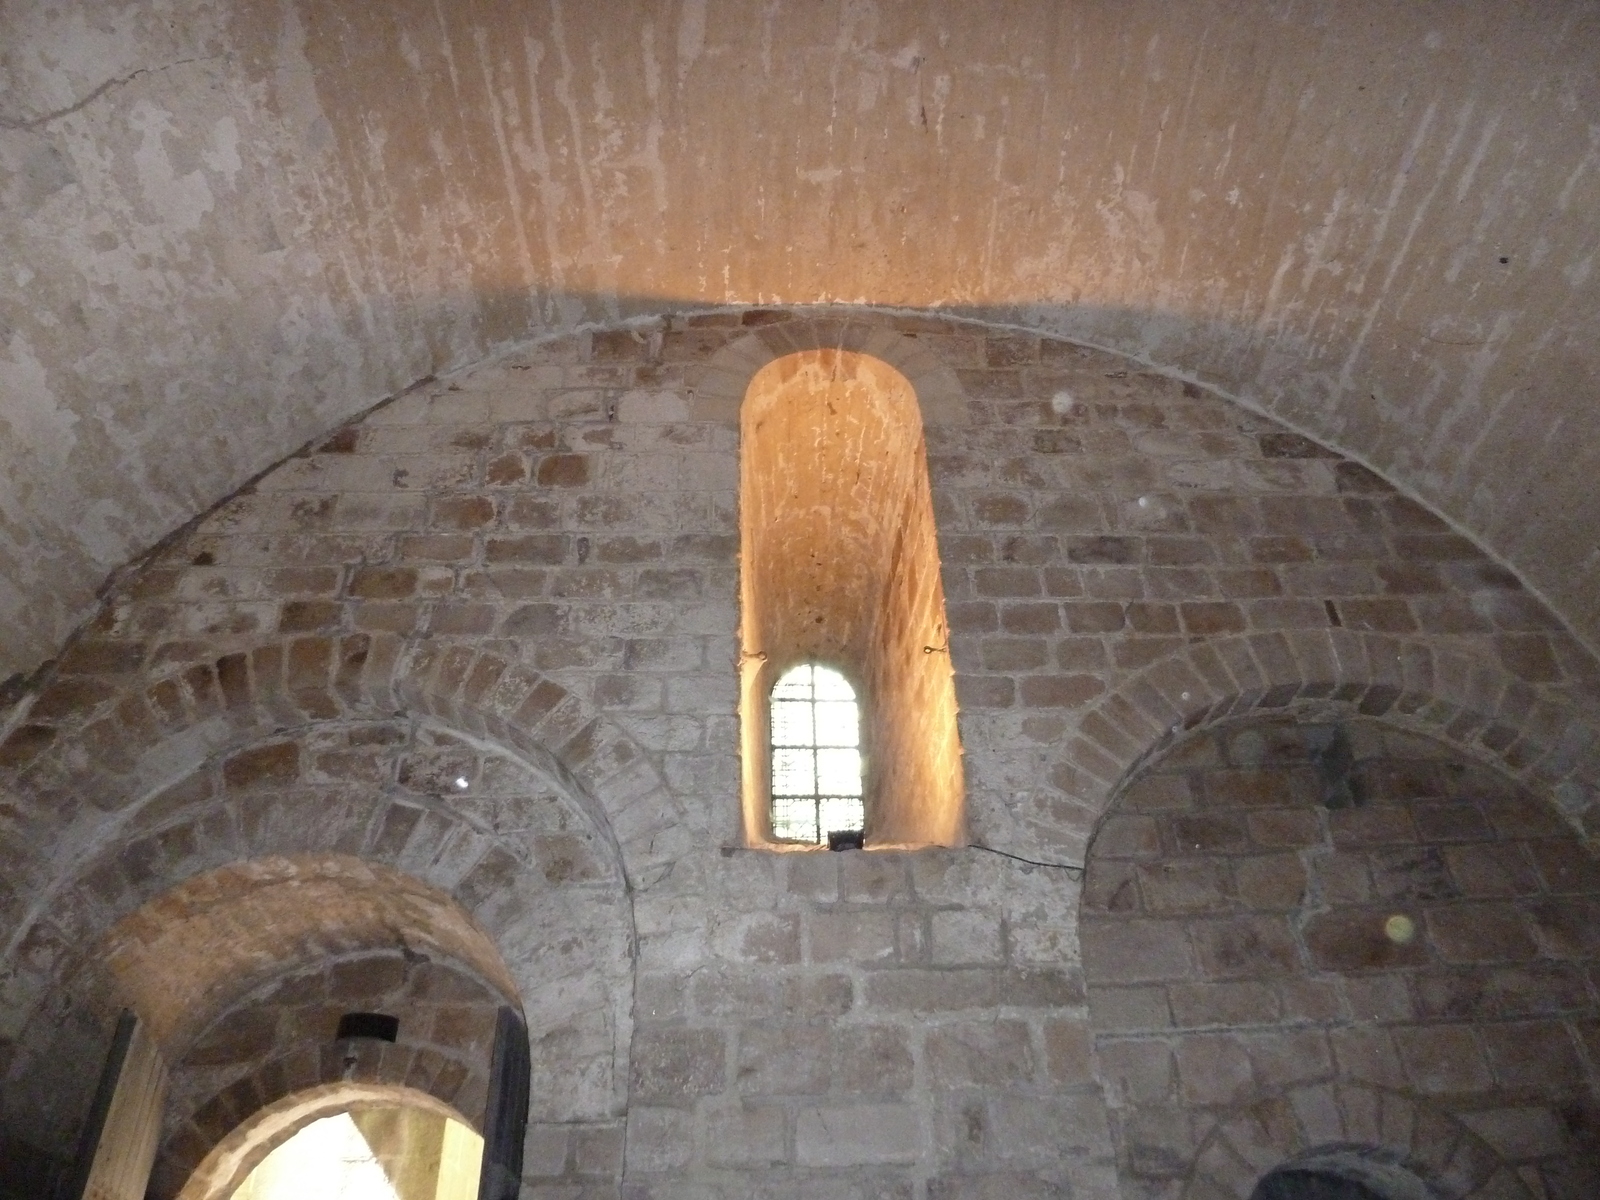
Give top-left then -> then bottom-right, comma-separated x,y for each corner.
738,349 -> 964,849
769,664 -> 864,844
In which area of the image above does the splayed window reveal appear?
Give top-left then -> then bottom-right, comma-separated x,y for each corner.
739,349 -> 964,849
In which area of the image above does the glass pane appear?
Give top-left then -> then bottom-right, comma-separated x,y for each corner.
818,795 -> 865,837
768,663 -> 864,845
811,666 -> 854,700
771,749 -> 815,797
812,701 -> 859,746
771,796 -> 818,843
771,665 -> 813,700
770,700 -> 813,747
815,748 -> 862,796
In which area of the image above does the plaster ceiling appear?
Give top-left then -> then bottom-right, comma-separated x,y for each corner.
1,0 -> 1597,682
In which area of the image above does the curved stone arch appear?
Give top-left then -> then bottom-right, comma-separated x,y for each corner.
0,852 -> 525,1173
0,636 -> 665,1163
171,1080 -> 475,1200
0,632 -> 693,919
1251,1147 -> 1442,1200
1180,1080 -> 1528,1200
685,309 -> 972,426
8,838 -> 630,1162
1030,630 -> 1600,861
105,858 -> 521,1051
0,711 -> 630,1059
153,964 -> 499,1200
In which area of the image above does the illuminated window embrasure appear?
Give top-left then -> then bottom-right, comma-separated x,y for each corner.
769,664 -> 864,844
738,348 -> 965,849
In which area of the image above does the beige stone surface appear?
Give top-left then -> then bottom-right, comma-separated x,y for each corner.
3,1 -> 1600,687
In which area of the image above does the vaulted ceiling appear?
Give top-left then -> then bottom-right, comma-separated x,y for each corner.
2,0 -> 1597,683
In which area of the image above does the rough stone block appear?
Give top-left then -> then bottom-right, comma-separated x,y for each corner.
1392,1024 -> 1494,1093
1137,860 -> 1228,913
1174,1034 -> 1254,1106
735,1024 -> 829,1095
704,1103 -> 789,1167
831,1025 -> 915,1097
864,970 -> 999,1013
1081,919 -> 1193,984
1088,985 -> 1173,1033
1478,1019 -> 1584,1090
1231,854 -> 1308,909
809,909 -> 899,964
1118,1105 -> 1196,1181
926,1020 -> 1036,1088
1168,980 -> 1279,1028
624,1108 -> 693,1173
985,1092 -> 1111,1163
839,852 -> 913,902
1303,909 -> 1427,974
1340,973 -> 1413,1022
795,1104 -> 922,1166
630,1028 -> 726,1106
573,1123 -> 625,1176
714,912 -> 802,965
1241,1029 -> 1332,1088
1042,1019 -> 1092,1085
930,910 -> 1005,966
1426,903 -> 1539,964
1094,1038 -> 1176,1107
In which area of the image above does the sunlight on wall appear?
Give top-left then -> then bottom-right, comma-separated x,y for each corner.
231,1108 -> 482,1200
739,349 -> 964,848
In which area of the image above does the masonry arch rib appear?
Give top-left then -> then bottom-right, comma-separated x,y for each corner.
978,629 -> 1600,866
1179,1082 -> 1523,1200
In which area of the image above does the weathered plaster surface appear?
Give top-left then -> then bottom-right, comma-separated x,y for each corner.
2,0 -> 1599,681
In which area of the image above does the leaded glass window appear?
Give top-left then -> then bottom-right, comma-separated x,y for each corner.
769,664 -> 864,844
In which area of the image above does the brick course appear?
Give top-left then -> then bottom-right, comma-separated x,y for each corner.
0,310 -> 1597,1199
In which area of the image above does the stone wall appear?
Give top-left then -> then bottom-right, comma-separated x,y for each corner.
621,843 -> 1094,1197
1084,715 -> 1600,1199
1,309 -> 1598,1199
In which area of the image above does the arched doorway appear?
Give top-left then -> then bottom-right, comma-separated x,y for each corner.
231,1104 -> 481,1200
177,1083 -> 479,1200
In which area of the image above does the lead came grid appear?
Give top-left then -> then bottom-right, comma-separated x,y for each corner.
769,664 -> 864,844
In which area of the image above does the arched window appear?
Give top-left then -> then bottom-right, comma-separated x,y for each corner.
769,664 -> 864,844
738,349 -> 964,849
